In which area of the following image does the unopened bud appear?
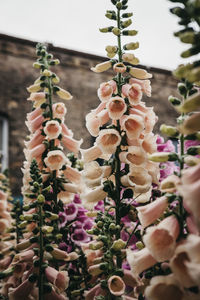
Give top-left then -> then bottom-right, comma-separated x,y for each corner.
122,12 -> 133,18
33,62 -> 42,69
168,95 -> 181,106
136,241 -> 144,250
112,27 -> 121,36
122,30 -> 138,36
160,124 -> 179,137
123,42 -> 139,50
187,146 -> 200,156
112,239 -> 126,251
121,19 -> 132,29
148,152 -> 178,163
99,26 -> 114,33
37,194 -> 45,203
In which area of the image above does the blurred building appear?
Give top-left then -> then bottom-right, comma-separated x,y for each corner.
0,34 -> 178,196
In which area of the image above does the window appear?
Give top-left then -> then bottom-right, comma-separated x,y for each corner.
0,116 -> 8,171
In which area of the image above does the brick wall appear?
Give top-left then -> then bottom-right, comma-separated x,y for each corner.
0,34 -> 178,196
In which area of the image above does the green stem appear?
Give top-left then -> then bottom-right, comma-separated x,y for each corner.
38,204 -> 44,300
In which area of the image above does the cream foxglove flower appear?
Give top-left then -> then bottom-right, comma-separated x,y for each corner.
97,80 -> 117,102
106,96 -> 127,120
129,78 -> 151,97
96,128 -> 121,154
44,150 -> 67,171
126,247 -> 157,278
122,83 -> 142,106
143,215 -> 180,262
121,166 -> 152,193
119,146 -> 147,166
145,274 -> 184,300
121,115 -> 144,139
44,120 -> 62,140
53,102 -> 67,119
108,275 -> 126,296
136,196 -> 168,228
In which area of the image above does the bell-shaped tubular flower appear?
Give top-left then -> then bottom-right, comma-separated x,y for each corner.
96,129 -> 121,154
143,215 -> 180,262
121,115 -> 144,139
137,196 -> 168,228
106,96 -> 127,120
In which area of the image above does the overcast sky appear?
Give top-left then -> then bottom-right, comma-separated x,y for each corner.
0,0 -> 192,70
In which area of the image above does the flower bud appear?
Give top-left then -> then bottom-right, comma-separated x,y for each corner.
105,12 -> 116,20
42,69 -> 52,77
112,239 -> 126,251
122,30 -> 138,36
184,155 -> 200,166
0,267 -> 14,279
106,45 -> 118,53
179,31 -> 196,44
123,42 -> 139,51
91,61 -> 112,73
42,226 -> 54,233
187,146 -> 200,155
33,62 -> 42,69
116,2 -> 122,9
122,12 -> 133,18
160,124 -> 179,137
56,87 -> 73,100
121,19 -> 132,29
89,241 -> 104,250
177,92 -> 200,113
18,221 -> 28,229
181,46 -> 200,58
168,95 -> 181,106
148,152 -> 178,162
113,62 -> 127,73
27,83 -> 41,93
178,83 -> 187,96
99,26 -> 114,33
37,194 -> 45,203
136,241 -> 144,250
49,59 -> 60,65
45,212 -> 59,220
112,27 -> 121,36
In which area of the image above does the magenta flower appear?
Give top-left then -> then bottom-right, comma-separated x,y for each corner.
64,203 -> 78,222
71,228 -> 90,246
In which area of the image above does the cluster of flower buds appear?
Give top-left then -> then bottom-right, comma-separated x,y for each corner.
169,0 -> 200,84
80,0 -> 160,298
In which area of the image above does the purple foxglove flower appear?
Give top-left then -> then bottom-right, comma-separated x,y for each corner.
64,203 -> 78,221
71,228 -> 90,246
83,218 -> 94,230
59,212 -> 68,228
73,194 -> 81,204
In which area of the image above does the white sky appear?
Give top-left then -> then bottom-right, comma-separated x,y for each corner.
0,0 -> 192,70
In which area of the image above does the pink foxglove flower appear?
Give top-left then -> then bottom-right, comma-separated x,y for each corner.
44,120 -> 62,140
81,145 -> 102,163
144,274 -> 184,300
106,96 -> 127,120
108,275 -> 126,296
121,115 -> 144,139
96,128 -> 121,154
129,78 -> 151,97
97,80 -> 117,102
137,196 -> 168,228
119,146 -> 147,166
44,150 -> 67,170
126,247 -> 157,278
122,83 -> 142,106
53,102 -> 67,119
143,215 -> 180,262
